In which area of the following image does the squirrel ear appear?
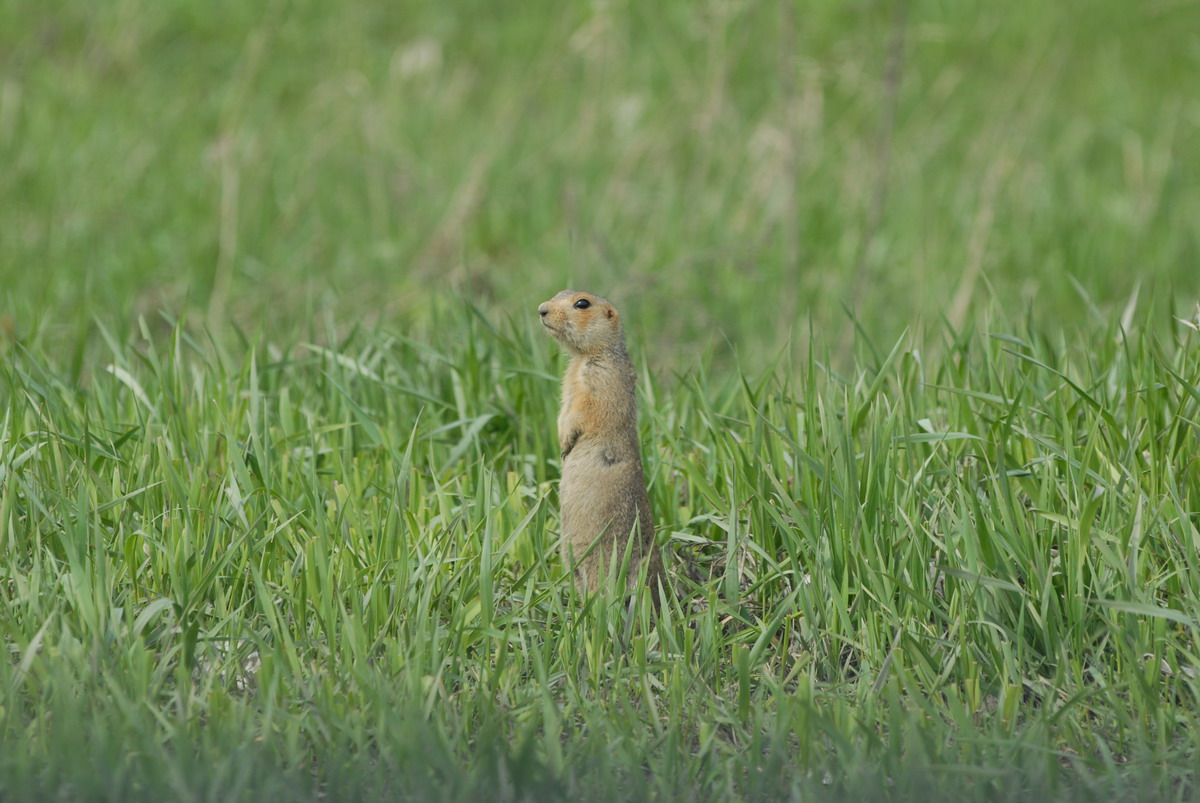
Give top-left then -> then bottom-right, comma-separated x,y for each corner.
606,309 -> 614,319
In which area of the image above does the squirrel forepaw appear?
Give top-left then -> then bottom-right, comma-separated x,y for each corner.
560,429 -> 581,459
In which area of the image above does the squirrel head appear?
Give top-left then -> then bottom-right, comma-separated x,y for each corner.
538,290 -> 624,356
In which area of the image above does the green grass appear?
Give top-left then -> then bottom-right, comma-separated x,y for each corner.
3,0 -> 1200,800
3,0 -> 1198,362
3,307 -> 1200,800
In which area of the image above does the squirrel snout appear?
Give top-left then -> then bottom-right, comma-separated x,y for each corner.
538,304 -> 549,317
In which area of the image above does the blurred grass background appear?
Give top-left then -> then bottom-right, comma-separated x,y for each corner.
3,0 -> 1197,364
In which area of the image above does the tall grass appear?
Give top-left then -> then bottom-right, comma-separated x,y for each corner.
2,301 -> 1199,799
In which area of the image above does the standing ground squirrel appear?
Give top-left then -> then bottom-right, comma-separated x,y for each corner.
538,289 -> 662,593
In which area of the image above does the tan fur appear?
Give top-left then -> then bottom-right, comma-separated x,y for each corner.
538,289 -> 661,593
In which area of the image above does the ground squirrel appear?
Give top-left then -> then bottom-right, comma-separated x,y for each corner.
538,289 -> 661,593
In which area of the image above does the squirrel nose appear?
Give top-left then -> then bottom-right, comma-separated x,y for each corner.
538,305 -> 548,317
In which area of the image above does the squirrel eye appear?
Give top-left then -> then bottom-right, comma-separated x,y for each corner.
573,298 -> 591,309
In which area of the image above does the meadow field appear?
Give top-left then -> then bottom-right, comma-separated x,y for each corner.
2,0 -> 1200,799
